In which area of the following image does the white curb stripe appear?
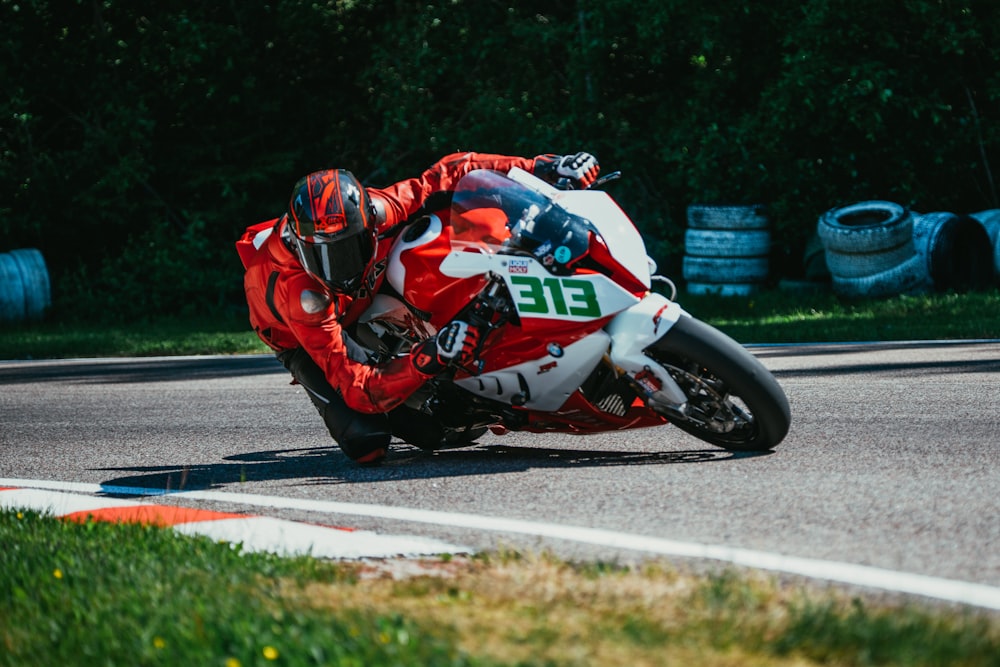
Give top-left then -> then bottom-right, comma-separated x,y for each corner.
4,478 -> 1000,610
0,485 -> 467,559
173,516 -> 467,559
0,487 -> 134,516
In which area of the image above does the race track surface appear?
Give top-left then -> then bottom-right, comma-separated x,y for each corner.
2,341 -> 998,607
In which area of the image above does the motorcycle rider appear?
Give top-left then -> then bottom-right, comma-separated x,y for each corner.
238,151 -> 600,465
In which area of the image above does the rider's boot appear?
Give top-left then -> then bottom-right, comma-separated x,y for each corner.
276,348 -> 391,465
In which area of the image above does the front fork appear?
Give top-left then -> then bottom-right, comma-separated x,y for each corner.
605,292 -> 690,416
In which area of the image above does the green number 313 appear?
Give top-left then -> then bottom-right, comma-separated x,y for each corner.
510,276 -> 601,317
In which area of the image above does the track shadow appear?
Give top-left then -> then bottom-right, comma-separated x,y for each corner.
94,441 -> 771,496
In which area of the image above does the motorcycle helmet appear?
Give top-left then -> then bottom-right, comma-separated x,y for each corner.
287,169 -> 377,294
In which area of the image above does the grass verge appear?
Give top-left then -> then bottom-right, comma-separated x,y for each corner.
0,314 -> 269,360
2,290 -> 999,360
677,288 -> 1000,343
2,509 -> 998,667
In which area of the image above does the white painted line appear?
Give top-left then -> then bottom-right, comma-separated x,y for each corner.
4,477 -> 1000,610
747,338 -> 1000,348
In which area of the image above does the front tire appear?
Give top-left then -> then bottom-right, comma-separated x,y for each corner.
646,315 -> 790,451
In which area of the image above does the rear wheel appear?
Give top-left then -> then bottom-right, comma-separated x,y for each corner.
646,315 -> 790,451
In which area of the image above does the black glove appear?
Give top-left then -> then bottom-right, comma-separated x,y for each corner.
533,152 -> 601,190
412,320 -> 481,375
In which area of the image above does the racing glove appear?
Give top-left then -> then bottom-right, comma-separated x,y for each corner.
533,152 -> 601,190
412,320 -> 481,375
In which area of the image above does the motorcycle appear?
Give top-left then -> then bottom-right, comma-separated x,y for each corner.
354,167 -> 790,453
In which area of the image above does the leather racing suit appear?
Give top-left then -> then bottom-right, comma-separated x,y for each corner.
238,152 -> 536,461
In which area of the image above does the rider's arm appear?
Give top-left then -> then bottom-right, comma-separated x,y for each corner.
369,152 -> 536,228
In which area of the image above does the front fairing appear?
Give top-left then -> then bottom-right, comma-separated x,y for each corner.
441,169 -> 650,330
384,168 -> 663,413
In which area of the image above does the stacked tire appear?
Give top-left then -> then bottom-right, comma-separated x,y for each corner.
817,201 -> 928,298
683,205 -> 771,296
0,248 -> 51,323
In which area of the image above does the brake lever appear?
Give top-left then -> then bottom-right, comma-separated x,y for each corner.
586,170 -> 622,190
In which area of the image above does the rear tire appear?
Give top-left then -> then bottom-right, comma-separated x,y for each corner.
646,315 -> 790,451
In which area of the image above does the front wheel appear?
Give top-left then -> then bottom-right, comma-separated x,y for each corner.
645,315 -> 790,451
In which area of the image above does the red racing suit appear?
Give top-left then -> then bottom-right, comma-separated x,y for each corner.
237,152 -> 536,413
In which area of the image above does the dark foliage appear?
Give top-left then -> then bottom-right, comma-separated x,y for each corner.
3,0 -> 998,321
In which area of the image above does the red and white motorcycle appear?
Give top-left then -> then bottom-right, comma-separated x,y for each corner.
355,167 -> 790,452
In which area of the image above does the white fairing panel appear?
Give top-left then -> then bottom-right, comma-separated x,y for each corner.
386,213 -> 444,296
454,330 -> 611,411
506,167 -> 652,288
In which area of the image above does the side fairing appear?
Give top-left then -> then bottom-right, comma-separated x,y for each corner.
454,330 -> 611,411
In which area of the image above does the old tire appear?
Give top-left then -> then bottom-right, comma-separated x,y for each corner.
818,201 -> 913,254
970,209 -> 1000,282
683,229 -> 772,258
824,242 -> 916,279
682,256 -> 769,284
0,248 -> 51,323
686,282 -> 759,297
831,253 -> 930,298
912,212 -> 994,291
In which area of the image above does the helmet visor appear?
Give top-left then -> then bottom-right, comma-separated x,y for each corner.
295,231 -> 375,294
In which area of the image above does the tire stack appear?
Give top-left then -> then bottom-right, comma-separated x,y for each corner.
817,201 -> 995,298
0,248 -> 51,323
683,205 -> 771,296
817,201 -> 928,298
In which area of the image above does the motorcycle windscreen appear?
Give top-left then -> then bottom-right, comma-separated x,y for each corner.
449,169 -> 597,275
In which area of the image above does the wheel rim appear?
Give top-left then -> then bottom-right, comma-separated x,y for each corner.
660,359 -> 761,444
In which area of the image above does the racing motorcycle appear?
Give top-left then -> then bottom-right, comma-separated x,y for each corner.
354,167 -> 790,453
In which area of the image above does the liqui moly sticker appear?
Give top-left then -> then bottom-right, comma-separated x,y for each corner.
508,259 -> 530,274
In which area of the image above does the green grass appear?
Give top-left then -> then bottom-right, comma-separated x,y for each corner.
0,314 -> 269,360
676,288 -> 1000,344
0,509 -> 473,667
2,290 -> 999,361
2,509 -> 998,667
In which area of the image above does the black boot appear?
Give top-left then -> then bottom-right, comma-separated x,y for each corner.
277,348 -> 391,464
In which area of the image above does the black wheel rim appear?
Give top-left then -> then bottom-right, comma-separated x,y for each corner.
660,358 -> 761,445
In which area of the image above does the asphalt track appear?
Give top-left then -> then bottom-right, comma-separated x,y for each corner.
1,340 -> 999,610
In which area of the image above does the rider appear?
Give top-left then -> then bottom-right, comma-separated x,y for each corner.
238,151 -> 600,465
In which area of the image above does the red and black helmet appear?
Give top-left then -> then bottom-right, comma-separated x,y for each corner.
287,169 -> 377,294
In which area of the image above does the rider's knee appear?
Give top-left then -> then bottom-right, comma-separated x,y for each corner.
322,404 -> 391,465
